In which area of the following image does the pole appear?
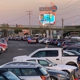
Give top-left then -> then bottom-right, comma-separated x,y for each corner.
62,18 -> 64,39
49,5 -> 51,38
26,11 -> 32,36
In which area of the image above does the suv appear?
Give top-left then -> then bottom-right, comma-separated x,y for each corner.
0,61 -> 50,80
13,57 -> 76,74
0,69 -> 20,80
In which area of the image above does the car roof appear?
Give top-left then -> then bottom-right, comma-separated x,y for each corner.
67,45 -> 80,48
14,57 -> 47,61
0,61 -> 41,68
0,69 -> 8,74
35,48 -> 62,51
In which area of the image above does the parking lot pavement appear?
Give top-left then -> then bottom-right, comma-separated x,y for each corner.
0,41 -> 55,65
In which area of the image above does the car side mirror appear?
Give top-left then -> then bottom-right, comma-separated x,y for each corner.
49,64 -> 52,67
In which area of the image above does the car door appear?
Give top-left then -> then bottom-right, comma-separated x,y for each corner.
31,51 -> 46,57
46,50 -> 60,64
20,68 -> 41,80
31,50 -> 61,64
38,60 -> 49,67
38,59 -> 54,70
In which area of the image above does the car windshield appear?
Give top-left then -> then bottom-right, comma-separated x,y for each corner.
46,59 -> 55,66
3,71 -> 20,80
67,50 -> 80,55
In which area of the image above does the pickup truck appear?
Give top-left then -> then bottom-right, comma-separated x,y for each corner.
13,48 -> 78,67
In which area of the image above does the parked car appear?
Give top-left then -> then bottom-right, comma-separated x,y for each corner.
43,38 -> 50,44
0,61 -> 50,80
49,39 -> 57,45
65,50 -> 80,55
63,44 -> 80,53
0,69 -> 20,80
62,41 -> 76,47
13,48 -> 80,67
0,42 -> 8,52
28,38 -> 37,44
13,57 -> 76,74
1,61 -> 69,80
38,38 -> 47,43
54,39 -> 64,46
63,50 -> 80,56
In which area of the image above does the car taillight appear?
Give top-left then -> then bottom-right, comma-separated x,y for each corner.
41,76 -> 46,80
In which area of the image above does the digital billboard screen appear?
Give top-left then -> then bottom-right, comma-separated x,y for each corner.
39,14 -> 55,25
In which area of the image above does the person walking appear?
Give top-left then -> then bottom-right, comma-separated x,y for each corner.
70,56 -> 80,80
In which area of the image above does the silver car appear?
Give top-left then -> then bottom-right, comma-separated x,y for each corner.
0,61 -> 50,80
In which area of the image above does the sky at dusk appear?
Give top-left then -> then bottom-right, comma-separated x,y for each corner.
0,0 -> 80,26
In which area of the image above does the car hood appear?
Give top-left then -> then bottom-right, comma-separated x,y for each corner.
13,55 -> 28,61
47,69 -> 66,75
46,64 -> 77,72
55,64 -> 77,69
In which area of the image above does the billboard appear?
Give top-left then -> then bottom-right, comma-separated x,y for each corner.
39,5 -> 57,25
39,14 -> 55,25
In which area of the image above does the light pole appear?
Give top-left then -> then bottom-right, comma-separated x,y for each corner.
26,11 -> 32,36
62,18 -> 64,39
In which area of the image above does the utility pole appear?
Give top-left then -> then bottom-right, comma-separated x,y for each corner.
26,11 -> 32,36
62,18 -> 64,39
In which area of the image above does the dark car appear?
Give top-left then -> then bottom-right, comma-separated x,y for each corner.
0,69 -> 20,80
63,44 -> 80,53
62,41 -> 76,47
49,39 -> 57,45
47,69 -> 69,80
54,39 -> 64,46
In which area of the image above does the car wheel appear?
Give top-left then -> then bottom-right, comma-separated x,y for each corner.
62,70 -> 70,75
50,76 -> 57,80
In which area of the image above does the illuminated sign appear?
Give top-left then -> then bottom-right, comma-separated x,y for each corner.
39,3 -> 57,25
39,5 -> 57,12
39,14 -> 55,25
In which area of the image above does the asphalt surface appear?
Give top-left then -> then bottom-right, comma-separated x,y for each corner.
0,41 -> 54,65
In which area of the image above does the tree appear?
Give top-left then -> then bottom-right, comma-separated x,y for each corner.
1,23 -> 9,27
14,29 -> 22,34
1,29 -> 8,37
0,23 -> 9,37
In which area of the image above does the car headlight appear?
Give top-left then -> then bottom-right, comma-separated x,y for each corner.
57,74 -> 65,78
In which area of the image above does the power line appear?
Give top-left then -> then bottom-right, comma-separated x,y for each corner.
58,0 -> 73,9
66,18 -> 80,24
56,15 -> 80,23
64,15 -> 80,20
7,14 -> 27,23
58,0 -> 79,10
57,7 -> 80,15
57,0 -> 80,15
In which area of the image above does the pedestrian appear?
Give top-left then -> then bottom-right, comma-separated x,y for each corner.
70,56 -> 80,80
45,43 -> 48,48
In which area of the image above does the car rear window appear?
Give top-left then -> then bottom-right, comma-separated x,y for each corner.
39,67 -> 48,76
3,71 -> 20,80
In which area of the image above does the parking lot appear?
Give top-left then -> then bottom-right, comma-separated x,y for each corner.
0,41 -> 54,65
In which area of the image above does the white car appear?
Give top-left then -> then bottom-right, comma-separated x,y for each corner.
13,48 -> 79,67
38,38 -> 46,43
13,57 -> 77,74
43,38 -> 50,44
63,50 -> 75,56
0,61 -> 50,80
